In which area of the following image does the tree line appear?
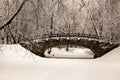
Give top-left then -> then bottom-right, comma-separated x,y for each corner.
0,0 -> 120,44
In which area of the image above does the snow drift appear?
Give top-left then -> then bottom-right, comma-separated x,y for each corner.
0,44 -> 120,80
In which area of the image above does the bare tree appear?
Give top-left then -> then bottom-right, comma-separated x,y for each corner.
0,0 -> 120,44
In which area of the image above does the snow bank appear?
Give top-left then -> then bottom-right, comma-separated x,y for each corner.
0,44 -> 41,64
0,44 -> 120,80
98,46 -> 120,62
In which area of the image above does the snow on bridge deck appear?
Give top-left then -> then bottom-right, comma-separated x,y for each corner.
43,36 -> 109,43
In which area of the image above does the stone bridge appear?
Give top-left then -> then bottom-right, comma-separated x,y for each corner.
20,33 -> 119,58
0,0 -> 119,59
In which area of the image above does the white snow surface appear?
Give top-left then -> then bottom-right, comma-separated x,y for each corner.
44,47 -> 94,59
0,44 -> 120,80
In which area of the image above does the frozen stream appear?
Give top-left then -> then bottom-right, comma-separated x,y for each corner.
44,47 -> 95,59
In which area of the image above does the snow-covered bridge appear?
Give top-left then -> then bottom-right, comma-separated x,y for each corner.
0,0 -> 119,58
20,33 -> 119,58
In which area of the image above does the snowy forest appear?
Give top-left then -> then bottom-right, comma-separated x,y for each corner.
0,0 -> 120,44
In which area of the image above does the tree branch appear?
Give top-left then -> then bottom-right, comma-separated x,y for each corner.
53,27 -> 66,33
0,0 -> 28,30
82,0 -> 100,37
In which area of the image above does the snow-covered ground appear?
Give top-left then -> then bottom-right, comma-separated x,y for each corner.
0,44 -> 120,80
44,47 -> 94,59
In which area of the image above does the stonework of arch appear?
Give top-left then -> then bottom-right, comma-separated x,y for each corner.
20,38 -> 119,58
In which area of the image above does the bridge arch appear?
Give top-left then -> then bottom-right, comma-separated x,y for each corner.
41,38 -> 104,58
20,37 -> 119,58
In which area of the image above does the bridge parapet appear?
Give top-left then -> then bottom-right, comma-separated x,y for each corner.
42,33 -> 110,41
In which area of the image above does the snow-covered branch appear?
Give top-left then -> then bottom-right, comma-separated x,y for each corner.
0,0 -> 28,30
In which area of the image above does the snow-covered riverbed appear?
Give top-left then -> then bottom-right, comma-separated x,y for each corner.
0,44 -> 120,80
44,47 -> 95,59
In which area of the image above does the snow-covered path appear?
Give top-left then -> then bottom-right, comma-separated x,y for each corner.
0,44 -> 120,80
